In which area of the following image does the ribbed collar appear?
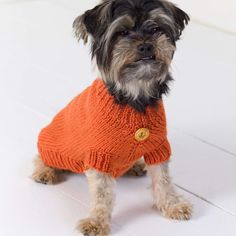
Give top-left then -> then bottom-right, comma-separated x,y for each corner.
92,79 -> 165,129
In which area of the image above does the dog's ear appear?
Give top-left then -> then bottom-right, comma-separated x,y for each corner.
73,13 -> 89,44
161,1 -> 190,40
171,5 -> 190,40
73,1 -> 112,44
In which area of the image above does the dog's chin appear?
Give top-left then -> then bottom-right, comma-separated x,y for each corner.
119,59 -> 166,83
134,60 -> 157,69
131,57 -> 157,67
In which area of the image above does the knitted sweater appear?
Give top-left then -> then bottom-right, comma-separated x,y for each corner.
38,79 -> 171,178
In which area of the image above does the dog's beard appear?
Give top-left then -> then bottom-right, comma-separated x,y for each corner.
105,69 -> 173,112
112,62 -> 167,100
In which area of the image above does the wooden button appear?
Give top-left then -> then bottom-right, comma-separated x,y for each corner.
135,128 -> 150,141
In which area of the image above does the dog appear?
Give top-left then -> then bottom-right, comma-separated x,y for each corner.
32,0 -> 192,235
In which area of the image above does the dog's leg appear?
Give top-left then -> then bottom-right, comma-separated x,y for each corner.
78,169 -> 115,236
147,162 -> 192,220
31,156 -> 63,185
125,159 -> 147,177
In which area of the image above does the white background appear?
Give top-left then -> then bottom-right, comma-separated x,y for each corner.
174,0 -> 236,34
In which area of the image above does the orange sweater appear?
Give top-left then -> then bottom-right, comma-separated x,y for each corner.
38,79 -> 171,178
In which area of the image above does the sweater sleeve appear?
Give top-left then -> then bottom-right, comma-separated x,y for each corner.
144,138 -> 171,165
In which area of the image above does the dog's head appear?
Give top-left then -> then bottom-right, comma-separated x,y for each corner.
73,0 -> 189,112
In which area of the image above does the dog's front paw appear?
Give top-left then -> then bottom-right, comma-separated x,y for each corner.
77,218 -> 110,236
164,201 -> 192,220
32,168 -> 59,185
156,197 -> 193,220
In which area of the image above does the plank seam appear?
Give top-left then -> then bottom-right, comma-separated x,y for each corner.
175,183 -> 236,218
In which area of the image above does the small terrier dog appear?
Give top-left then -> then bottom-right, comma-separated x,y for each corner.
32,0 -> 192,235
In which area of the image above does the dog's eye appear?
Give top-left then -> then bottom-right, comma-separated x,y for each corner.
119,30 -> 130,36
151,27 -> 161,35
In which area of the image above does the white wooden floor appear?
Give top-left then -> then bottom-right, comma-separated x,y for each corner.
0,0 -> 236,235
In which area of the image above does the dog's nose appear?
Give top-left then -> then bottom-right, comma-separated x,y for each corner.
137,43 -> 154,57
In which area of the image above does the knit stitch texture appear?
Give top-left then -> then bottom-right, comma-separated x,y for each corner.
38,79 -> 171,178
